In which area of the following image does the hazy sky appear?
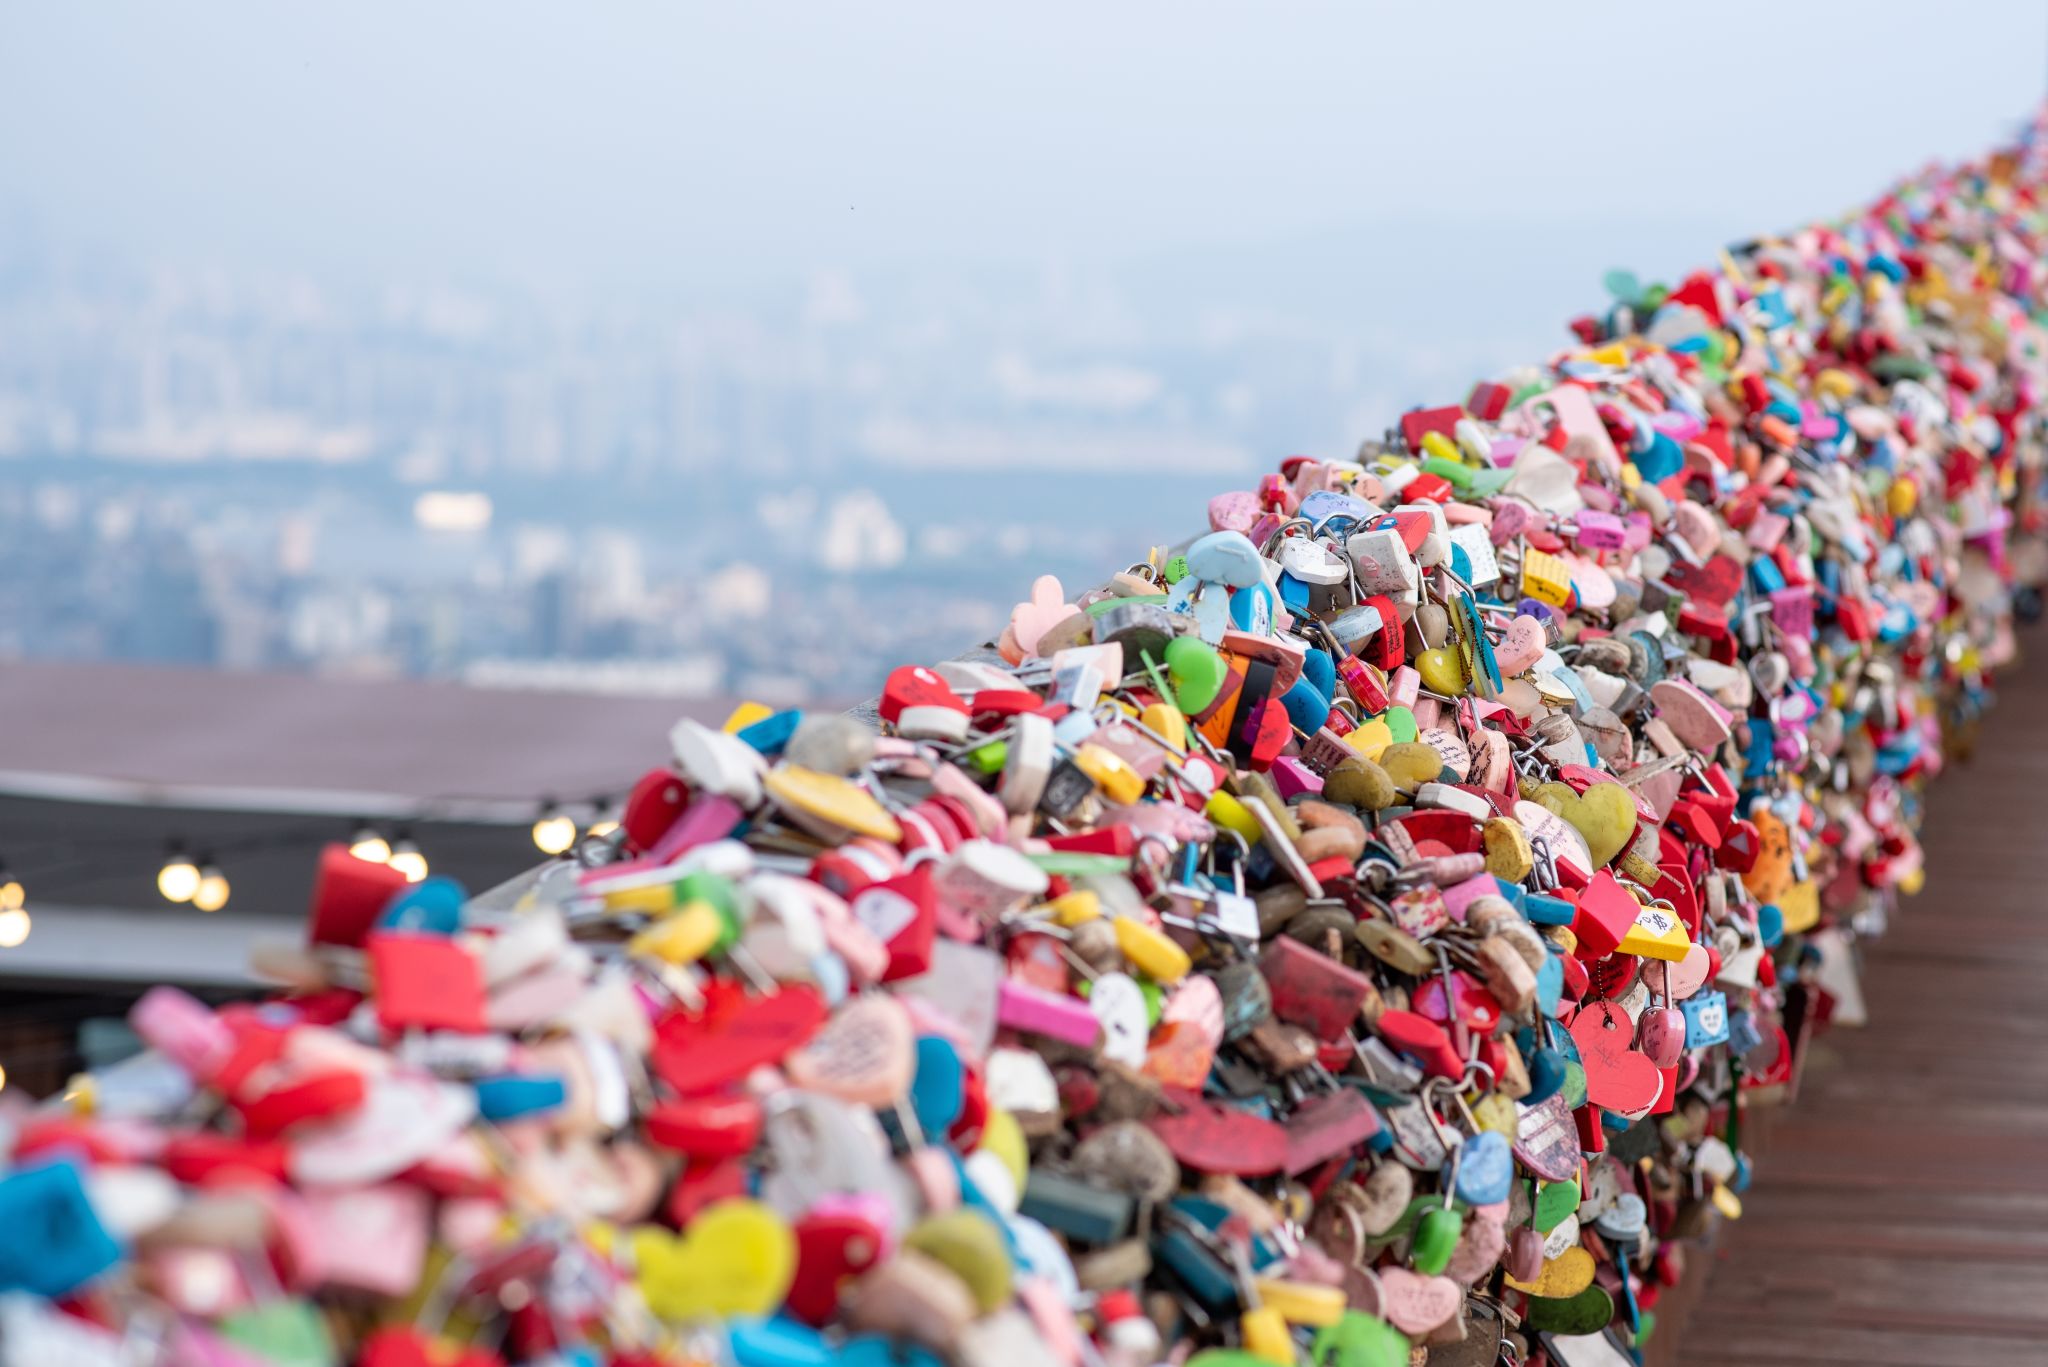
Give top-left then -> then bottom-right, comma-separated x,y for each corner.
3,4 -> 2043,280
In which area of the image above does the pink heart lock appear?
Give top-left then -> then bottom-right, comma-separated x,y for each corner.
784,994 -> 916,1107
1495,615 -> 1548,677
1378,1267 -> 1463,1334
1650,678 -> 1734,752
1637,1006 -> 1688,1068
1643,943 -> 1712,1001
1001,574 -> 1074,662
1208,490 -> 1261,534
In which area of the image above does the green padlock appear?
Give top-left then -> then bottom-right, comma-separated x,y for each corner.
1525,1284 -> 1617,1336
1534,1177 -> 1581,1234
217,1301 -> 337,1367
1411,1203 -> 1463,1275
1311,1310 -> 1409,1367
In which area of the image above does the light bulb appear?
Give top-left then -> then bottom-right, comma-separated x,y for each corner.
586,818 -> 620,839
158,849 -> 200,903
0,1063 -> 8,1092
531,805 -> 577,855
0,907 -> 27,948
0,877 -> 21,911
388,835 -> 428,883
193,864 -> 230,913
348,823 -> 392,863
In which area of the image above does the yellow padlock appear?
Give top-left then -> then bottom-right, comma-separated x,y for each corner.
1253,1277 -> 1346,1327
1139,701 -> 1188,752
1045,889 -> 1101,927
1521,549 -> 1574,608
1113,915 -> 1191,985
628,901 -> 723,965
1239,1305 -> 1294,1365
1204,791 -> 1264,847
1074,743 -> 1145,805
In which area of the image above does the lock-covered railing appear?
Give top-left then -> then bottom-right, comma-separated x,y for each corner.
6,111 -> 2048,1367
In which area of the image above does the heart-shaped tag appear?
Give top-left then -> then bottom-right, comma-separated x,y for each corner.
1145,1096 -> 1286,1175
1377,1267 -> 1461,1334
1533,1177 -> 1581,1233
1495,614 -> 1547,677
1643,942 -> 1712,1001
1450,1131 -> 1513,1206
1650,678 -> 1734,752
1441,1210 -> 1507,1287
1569,1001 -> 1662,1112
1208,491 -> 1261,534
653,983 -> 827,1095
1310,1311 -> 1408,1367
1001,575 -> 1075,662
1522,1282 -> 1616,1336
786,996 -> 915,1107
634,1198 -> 796,1321
1512,1093 -> 1579,1182
1504,1243 -> 1595,1299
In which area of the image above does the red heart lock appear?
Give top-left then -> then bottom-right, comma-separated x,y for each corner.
644,1094 -> 763,1161
235,1069 -> 369,1138
652,981 -> 827,1095
787,1209 -> 891,1325
879,665 -> 967,727
621,767 -> 690,853
848,863 -> 939,982
1569,1001 -> 1662,1112
1146,1094 -> 1288,1176
1666,554 -> 1743,611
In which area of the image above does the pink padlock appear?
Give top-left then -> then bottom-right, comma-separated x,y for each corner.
1638,1006 -> 1688,1068
1388,665 -> 1422,709
1572,510 -> 1627,551
995,980 -> 1100,1048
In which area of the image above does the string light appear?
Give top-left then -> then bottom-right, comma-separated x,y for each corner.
586,796 -> 620,840
348,821 -> 392,864
0,1063 -> 8,1092
193,858 -> 230,913
388,831 -> 428,883
157,843 -> 200,903
0,860 -> 22,912
531,800 -> 577,856
0,907 -> 27,949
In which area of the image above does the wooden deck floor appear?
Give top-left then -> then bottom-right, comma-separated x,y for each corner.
1668,646 -> 2048,1366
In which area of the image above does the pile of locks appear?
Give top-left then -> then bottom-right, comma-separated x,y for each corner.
8,136 -> 2048,1367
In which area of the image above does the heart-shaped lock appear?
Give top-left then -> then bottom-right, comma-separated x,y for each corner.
633,1198 -> 796,1321
785,995 -> 915,1107
1504,1243 -> 1595,1299
1569,1000 -> 1663,1112
1376,1267 -> 1462,1334
651,982 -> 826,1095
1001,575 -> 1076,662
1506,1225 -> 1545,1283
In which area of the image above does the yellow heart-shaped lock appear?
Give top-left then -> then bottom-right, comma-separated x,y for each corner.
764,766 -> 903,843
632,1198 -> 796,1321
1502,1244 -> 1595,1299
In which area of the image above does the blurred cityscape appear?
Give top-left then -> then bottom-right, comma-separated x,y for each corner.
0,228 -> 1551,704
